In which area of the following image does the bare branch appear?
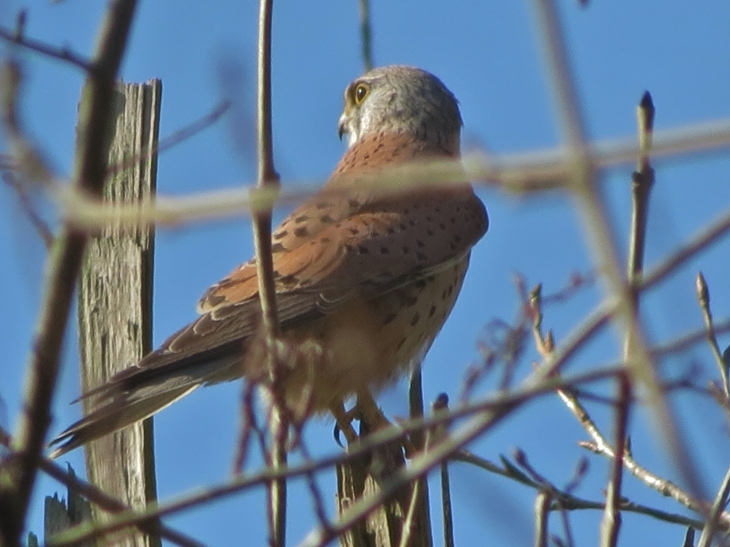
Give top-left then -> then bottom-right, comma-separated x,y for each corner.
0,21 -> 92,72
0,1 -> 138,544
253,0 -> 286,544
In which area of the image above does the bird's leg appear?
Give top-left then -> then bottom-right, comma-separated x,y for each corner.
329,401 -> 359,446
356,390 -> 416,457
355,390 -> 392,432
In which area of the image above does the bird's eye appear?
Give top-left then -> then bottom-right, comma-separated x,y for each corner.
353,83 -> 369,105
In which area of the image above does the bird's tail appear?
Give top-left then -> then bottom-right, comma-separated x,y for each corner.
49,385 -> 198,458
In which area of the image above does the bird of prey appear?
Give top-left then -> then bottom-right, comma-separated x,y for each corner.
50,65 -> 488,457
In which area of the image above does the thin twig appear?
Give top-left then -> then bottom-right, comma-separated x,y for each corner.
601,91 -> 656,547
558,388 -> 727,526
108,99 -> 230,177
627,92 -> 655,280
1,170 -> 54,248
357,0 -> 374,71
453,451 -> 706,530
430,395 -> 453,547
534,490 -> 550,547
0,23 -> 92,72
253,0 -> 286,545
696,272 -> 730,398
600,374 -> 628,547
0,2 -> 138,544
0,426 -> 205,547
697,467 -> 730,547
1,61 -> 56,187
397,481 -> 420,547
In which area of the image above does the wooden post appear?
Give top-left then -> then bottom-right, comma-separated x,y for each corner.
336,443 -> 432,547
77,80 -> 162,547
42,468 -> 92,547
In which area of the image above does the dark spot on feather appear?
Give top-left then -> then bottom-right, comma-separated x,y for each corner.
316,202 -> 331,209
429,305 -> 437,318
294,227 -> 309,237
271,242 -> 286,253
349,227 -> 360,235
380,247 -> 390,255
320,214 -> 334,223
416,240 -> 425,248
358,245 -> 369,254
427,229 -> 434,236
383,313 -> 397,325
439,223 -> 446,230
416,252 -> 427,261
414,279 -> 426,289
295,215 -> 310,223
399,224 -> 407,231
274,230 -> 288,239
320,237 -> 331,243
387,227 -> 395,234
402,246 -> 410,254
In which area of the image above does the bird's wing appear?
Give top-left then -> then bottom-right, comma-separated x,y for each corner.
50,134 -> 487,456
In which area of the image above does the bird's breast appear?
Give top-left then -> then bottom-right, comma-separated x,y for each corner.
260,255 -> 471,415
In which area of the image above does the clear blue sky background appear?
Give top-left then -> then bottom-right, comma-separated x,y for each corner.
2,1 -> 730,545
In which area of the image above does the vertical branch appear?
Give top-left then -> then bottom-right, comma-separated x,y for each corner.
357,0 -> 374,72
0,2 -> 138,544
253,0 -> 285,545
601,92 -> 655,547
599,374 -> 628,547
628,92 -> 655,280
408,369 -> 432,544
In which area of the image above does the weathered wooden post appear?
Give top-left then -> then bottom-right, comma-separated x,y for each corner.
76,79 -> 162,547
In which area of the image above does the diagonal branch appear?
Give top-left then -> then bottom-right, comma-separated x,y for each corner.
0,1 -> 139,544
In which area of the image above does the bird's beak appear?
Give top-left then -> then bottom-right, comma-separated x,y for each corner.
337,113 -> 348,141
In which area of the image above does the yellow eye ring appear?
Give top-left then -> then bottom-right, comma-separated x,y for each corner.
353,83 -> 369,105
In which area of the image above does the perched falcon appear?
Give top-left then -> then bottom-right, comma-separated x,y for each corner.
50,65 -> 488,456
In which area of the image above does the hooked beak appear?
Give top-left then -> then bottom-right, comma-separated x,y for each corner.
337,113 -> 348,141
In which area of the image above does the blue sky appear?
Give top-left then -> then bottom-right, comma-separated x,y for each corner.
2,1 -> 730,545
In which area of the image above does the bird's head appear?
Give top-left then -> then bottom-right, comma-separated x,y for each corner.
337,65 -> 463,156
